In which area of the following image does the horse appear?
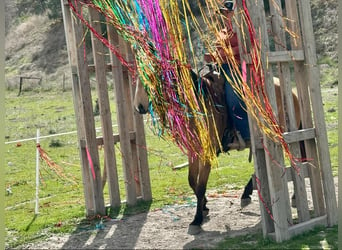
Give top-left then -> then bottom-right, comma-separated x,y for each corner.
133,69 -> 301,234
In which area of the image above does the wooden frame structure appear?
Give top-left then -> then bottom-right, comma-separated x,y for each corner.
61,0 -> 152,216
238,0 -> 337,242
60,0 -> 336,241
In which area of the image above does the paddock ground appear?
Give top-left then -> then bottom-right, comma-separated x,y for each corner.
17,177 -> 338,249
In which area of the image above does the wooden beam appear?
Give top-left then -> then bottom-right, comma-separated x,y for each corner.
267,50 -> 304,63
242,50 -> 304,64
173,162 -> 188,170
268,215 -> 327,241
282,128 -> 316,143
88,63 -> 111,73
80,132 -> 136,148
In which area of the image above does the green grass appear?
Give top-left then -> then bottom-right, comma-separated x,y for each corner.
4,76 -> 338,248
217,225 -> 338,249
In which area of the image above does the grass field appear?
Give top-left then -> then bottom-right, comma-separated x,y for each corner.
4,67 -> 338,248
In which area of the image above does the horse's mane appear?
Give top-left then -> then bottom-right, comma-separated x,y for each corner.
189,68 -> 226,114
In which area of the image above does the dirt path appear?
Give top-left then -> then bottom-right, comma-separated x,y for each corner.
18,189 -> 261,249
18,177 -> 338,249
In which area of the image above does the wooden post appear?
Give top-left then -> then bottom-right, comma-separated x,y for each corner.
269,0 -> 310,223
62,0 -> 152,212
134,103 -> 152,201
297,0 -> 337,227
121,40 -> 142,198
237,0 -> 275,236
70,1 -> 105,215
107,24 -> 137,205
35,129 -> 40,215
89,8 -> 121,207
285,0 -> 325,217
61,0 -> 94,215
246,0 -> 291,241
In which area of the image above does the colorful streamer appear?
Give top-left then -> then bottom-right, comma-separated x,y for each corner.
67,0 -> 300,167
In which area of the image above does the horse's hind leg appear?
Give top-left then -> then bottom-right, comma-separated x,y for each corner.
188,160 -> 211,235
241,176 -> 253,208
188,156 -> 199,197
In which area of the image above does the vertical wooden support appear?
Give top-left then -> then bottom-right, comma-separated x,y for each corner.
269,0 -> 310,223
62,0 -> 151,214
247,0 -> 290,241
88,8 -> 121,207
297,0 -> 337,226
237,0 -> 275,236
285,0 -> 325,217
242,0 -> 337,242
134,109 -> 152,201
107,24 -> 137,205
61,0 -> 94,215
70,1 -> 105,215
121,41 -> 142,198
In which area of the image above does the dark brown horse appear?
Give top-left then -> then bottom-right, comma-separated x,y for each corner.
134,69 -> 229,234
133,69 -> 301,234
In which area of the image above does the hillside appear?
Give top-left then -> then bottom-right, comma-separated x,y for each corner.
5,0 -> 338,91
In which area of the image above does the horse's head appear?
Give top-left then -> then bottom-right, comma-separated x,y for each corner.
200,69 -> 226,112
133,77 -> 150,114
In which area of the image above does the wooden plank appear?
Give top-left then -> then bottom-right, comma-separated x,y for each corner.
74,71 -> 95,216
71,2 -> 105,215
267,50 -> 304,63
298,0 -> 337,226
242,0 -> 276,237
282,128 -> 315,143
285,0 -> 325,217
295,63 -> 326,217
88,63 -> 112,73
89,8 -> 121,207
133,99 -> 152,201
122,39 -> 142,198
249,0 -> 291,241
61,0 -> 77,66
285,163 -> 308,181
89,132 -> 136,146
243,50 -> 304,64
268,215 -> 327,240
107,24 -> 137,205
254,128 -> 316,148
173,162 -> 189,170
270,0 -> 310,224
60,0 -> 94,216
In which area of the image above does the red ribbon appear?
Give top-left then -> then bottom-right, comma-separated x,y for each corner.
86,147 -> 96,180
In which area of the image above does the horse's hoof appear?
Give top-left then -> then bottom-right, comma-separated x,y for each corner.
240,197 -> 251,208
188,225 -> 202,235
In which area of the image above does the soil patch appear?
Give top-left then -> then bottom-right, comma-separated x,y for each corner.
17,177 -> 338,249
